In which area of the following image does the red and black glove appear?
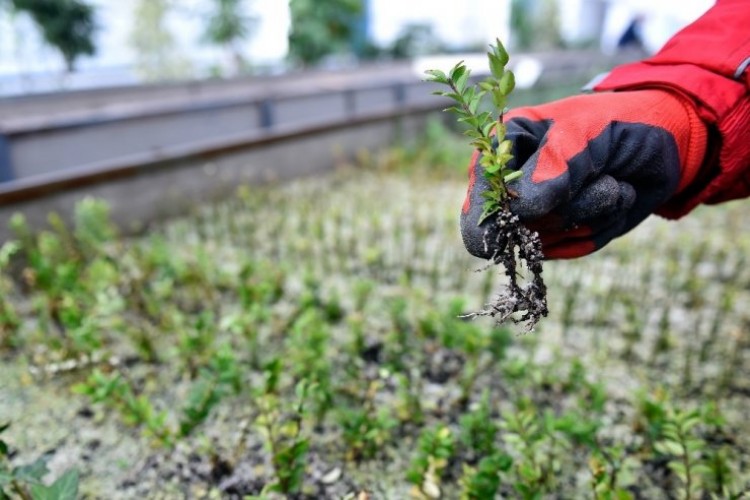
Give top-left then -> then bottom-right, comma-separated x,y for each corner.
460,89 -> 708,259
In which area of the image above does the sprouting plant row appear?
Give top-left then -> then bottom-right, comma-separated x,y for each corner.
2,153 -> 750,496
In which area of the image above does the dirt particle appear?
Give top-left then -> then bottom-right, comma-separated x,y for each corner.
470,210 -> 548,331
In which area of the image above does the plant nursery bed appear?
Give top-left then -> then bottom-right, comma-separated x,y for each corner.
1,142 -> 750,499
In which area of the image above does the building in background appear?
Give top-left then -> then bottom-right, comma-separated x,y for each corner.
0,0 -> 290,95
366,0 -> 511,54
0,0 -> 717,97
527,0 -> 712,52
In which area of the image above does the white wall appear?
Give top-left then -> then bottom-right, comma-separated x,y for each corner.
0,0 -> 717,96
368,0 -> 511,50
0,0 -> 290,89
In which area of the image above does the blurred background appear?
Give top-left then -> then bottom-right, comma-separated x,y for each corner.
7,3 -> 750,498
0,0 -> 715,233
0,0 -> 713,95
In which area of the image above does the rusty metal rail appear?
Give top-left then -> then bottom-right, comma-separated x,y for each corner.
0,51 -> 633,239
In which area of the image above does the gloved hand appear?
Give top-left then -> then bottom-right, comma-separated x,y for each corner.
460,89 -> 708,259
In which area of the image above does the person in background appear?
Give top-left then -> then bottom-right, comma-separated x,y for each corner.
460,0 -> 750,260
616,14 -> 645,52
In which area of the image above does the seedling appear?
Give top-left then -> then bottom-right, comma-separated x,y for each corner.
1,422 -> 80,500
73,370 -> 174,447
4,150 -> 750,495
654,409 -> 707,499
425,40 -> 547,330
0,242 -> 21,349
588,449 -> 634,500
256,380 -> 313,495
459,392 -> 498,461
459,453 -> 512,500
338,402 -> 396,461
179,344 -> 241,437
407,425 -> 455,499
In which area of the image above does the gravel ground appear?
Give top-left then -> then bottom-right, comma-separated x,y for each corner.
2,167 -> 749,498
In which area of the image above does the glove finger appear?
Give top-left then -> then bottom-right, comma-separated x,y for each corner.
460,151 -> 496,259
523,177 -> 635,236
503,116 -> 575,222
507,153 -> 570,221
566,176 -> 636,226
539,200 -> 634,249
538,226 -> 594,248
461,118 -> 548,259
543,215 -> 629,259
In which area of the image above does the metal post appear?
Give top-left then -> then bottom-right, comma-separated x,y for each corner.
259,99 -> 275,129
0,134 -> 14,183
393,83 -> 406,106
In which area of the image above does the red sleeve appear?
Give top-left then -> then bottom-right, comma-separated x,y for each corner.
593,0 -> 750,218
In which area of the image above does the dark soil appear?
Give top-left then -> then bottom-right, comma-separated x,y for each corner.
472,209 -> 548,330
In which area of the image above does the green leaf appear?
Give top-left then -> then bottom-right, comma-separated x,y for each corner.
479,207 -> 500,225
13,458 -> 49,483
424,69 -> 449,84
485,163 -> 502,174
495,154 -> 513,166
488,53 -> 505,79
479,80 -> 495,92
32,470 -> 79,500
449,63 -> 466,83
456,71 -> 470,93
497,140 -> 512,155
468,95 -> 481,115
493,38 -> 510,66
477,111 -> 493,127
482,121 -> 496,137
443,92 -> 463,103
492,93 -> 508,111
655,440 -> 683,456
615,489 -> 634,500
667,461 -> 688,481
518,462 -> 541,482
471,137 -> 491,150
0,469 -> 13,486
690,464 -> 712,477
499,70 -> 516,95
443,106 -> 462,115
680,414 -> 701,432
504,171 -> 522,182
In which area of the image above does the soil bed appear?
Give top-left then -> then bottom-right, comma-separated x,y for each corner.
1,161 -> 749,498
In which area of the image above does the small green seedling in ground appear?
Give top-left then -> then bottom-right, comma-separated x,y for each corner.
588,447 -> 636,500
337,402 -> 397,461
0,242 -> 21,349
425,40 -> 547,330
179,344 -> 241,437
654,409 -> 708,500
0,422 -> 80,500
459,453 -> 513,500
501,409 -> 554,497
407,425 -> 455,499
255,380 -> 313,496
73,370 -> 174,447
459,392 -> 499,461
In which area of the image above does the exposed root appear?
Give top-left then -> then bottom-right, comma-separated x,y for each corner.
466,210 -> 548,331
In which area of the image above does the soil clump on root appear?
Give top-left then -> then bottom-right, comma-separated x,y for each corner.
471,210 -> 548,330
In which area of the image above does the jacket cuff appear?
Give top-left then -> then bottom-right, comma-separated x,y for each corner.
593,62 -> 746,122
593,63 -> 750,219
